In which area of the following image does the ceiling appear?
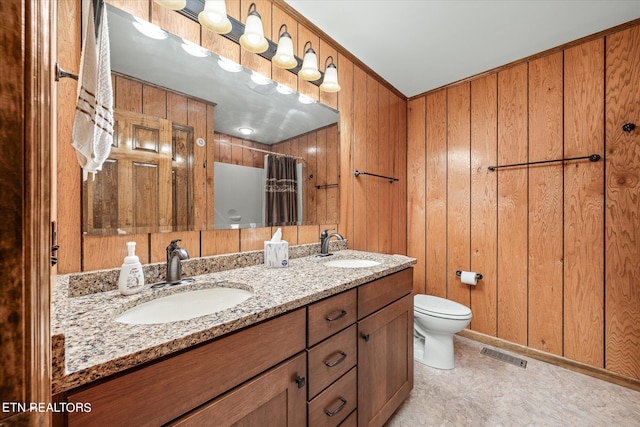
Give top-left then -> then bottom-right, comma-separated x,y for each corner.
284,0 -> 640,97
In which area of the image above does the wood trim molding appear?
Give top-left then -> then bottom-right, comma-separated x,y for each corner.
409,17 -> 640,100
458,329 -> 640,392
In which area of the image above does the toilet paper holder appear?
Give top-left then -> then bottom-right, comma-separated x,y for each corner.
456,270 -> 483,280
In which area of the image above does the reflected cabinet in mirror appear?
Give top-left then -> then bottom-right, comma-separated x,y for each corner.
83,4 -> 340,236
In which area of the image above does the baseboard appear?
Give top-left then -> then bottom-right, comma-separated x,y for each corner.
457,329 -> 640,392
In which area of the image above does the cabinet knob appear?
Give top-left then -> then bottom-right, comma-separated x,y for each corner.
295,375 -> 306,389
361,332 -> 370,342
622,123 -> 636,133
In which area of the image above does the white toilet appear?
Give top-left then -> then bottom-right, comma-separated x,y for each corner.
413,294 -> 472,369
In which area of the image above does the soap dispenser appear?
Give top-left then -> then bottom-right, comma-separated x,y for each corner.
118,241 -> 145,295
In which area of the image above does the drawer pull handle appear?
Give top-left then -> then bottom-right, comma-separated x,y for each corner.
361,332 -> 370,342
325,397 -> 347,417
295,375 -> 306,389
325,310 -> 347,322
324,351 -> 347,367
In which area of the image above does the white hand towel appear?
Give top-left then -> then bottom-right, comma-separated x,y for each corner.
71,0 -> 114,181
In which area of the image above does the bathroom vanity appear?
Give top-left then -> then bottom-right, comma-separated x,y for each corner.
51,249 -> 415,426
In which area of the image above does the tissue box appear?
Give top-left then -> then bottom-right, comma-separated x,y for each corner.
264,240 -> 289,268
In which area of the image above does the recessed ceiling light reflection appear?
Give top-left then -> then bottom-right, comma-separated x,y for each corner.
238,127 -> 254,135
181,39 -> 208,57
276,84 -> 294,95
132,17 -> 168,40
250,72 -> 271,86
217,57 -> 242,73
298,94 -> 316,104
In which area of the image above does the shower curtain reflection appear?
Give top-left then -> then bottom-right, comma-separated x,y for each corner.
265,154 -> 299,226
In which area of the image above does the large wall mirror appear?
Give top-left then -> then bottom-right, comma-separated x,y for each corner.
83,4 -> 340,236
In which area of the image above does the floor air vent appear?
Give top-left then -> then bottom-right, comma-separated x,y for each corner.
481,347 -> 527,368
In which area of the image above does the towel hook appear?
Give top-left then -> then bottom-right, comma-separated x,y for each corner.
55,62 -> 78,82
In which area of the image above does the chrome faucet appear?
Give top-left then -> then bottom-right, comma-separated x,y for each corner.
320,228 -> 344,256
166,239 -> 189,284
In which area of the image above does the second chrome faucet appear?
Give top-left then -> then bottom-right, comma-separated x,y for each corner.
319,228 -> 344,256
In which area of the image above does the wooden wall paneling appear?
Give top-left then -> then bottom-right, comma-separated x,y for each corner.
207,104 -> 216,229
407,97 -> 426,295
57,0 -> 82,273
446,83 -> 471,307
306,133 -> 318,224
527,52 -> 564,355
270,4 -> 298,90
337,53 -> 354,241
296,24 -> 320,101
151,230 -> 200,263
231,136 -> 244,164
188,99 -> 208,231
240,227 -> 272,251
365,76 -> 380,252
83,234 -> 149,271
378,85 -> 392,254
319,40 -> 338,110
216,133 -> 232,163
201,229 -> 240,256
352,66 -> 367,250
142,84 -> 168,119
152,1 -> 200,44
106,0 -> 149,20
497,63 -> 528,345
605,26 -> 640,379
297,224 -> 320,244
240,0 -> 272,77
167,91 -> 189,125
115,76 -> 143,114
326,124 -> 339,224
316,128 -> 328,224
425,90 -> 447,298
389,93 -> 401,254
275,225 -> 298,245
398,96 -> 408,255
563,38 -> 605,367
470,74 -> 498,336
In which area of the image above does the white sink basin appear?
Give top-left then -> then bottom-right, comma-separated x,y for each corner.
115,287 -> 253,325
323,259 -> 381,268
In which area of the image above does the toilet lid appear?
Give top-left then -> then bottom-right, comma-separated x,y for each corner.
414,295 -> 472,318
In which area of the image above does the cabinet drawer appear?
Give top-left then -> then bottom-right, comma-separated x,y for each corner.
169,353 -> 307,426
308,289 -> 357,346
358,268 -> 413,319
67,309 -> 306,427
308,367 -> 357,427
308,324 -> 357,399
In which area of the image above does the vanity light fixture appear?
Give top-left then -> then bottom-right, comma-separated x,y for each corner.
319,56 -> 340,92
272,24 -> 298,69
299,41 -> 321,81
132,17 -> 168,40
199,0 -> 232,34
153,0 -> 186,10
239,3 -> 268,53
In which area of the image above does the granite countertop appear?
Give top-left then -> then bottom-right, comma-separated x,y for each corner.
52,249 -> 416,393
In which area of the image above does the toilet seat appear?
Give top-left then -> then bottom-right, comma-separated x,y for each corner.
414,295 -> 472,320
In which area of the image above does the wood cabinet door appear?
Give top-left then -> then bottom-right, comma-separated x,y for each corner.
357,294 -> 413,427
84,109 -> 173,234
169,352 -> 307,427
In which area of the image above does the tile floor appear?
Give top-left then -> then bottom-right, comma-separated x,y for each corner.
386,336 -> 640,426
